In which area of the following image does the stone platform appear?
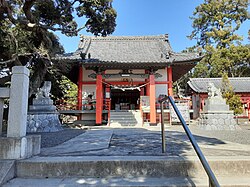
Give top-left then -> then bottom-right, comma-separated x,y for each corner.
199,111 -> 237,130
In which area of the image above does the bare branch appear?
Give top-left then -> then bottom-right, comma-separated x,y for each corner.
22,0 -> 36,23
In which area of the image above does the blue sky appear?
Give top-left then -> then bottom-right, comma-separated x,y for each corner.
57,0 -> 249,53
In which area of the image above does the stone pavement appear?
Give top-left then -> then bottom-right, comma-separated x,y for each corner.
39,124 -> 250,157
3,124 -> 250,187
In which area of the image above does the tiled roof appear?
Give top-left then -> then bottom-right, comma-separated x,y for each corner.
56,34 -> 201,64
188,78 -> 250,93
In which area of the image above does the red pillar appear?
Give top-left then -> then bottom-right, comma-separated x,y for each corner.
140,87 -> 144,126
106,86 -> 111,126
167,66 -> 173,96
149,74 -> 156,125
96,74 -> 103,125
145,70 -> 150,121
77,65 -> 83,110
247,102 -> 250,121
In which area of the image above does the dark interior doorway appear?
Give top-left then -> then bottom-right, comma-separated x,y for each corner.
111,89 -> 140,110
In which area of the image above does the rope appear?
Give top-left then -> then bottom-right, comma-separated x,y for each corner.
102,80 -> 150,91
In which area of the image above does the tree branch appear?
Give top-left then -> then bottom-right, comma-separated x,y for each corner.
22,0 -> 36,23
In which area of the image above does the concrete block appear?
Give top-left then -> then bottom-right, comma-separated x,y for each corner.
0,135 -> 41,159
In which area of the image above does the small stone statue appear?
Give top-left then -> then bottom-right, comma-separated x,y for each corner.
207,82 -> 222,98
37,81 -> 51,98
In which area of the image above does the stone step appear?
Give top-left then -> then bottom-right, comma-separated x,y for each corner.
111,123 -> 137,126
110,113 -> 136,117
110,119 -> 138,123
5,176 -> 250,187
110,111 -> 140,114
110,111 -> 142,127
14,156 -> 250,179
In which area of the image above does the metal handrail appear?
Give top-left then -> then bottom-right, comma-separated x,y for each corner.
160,96 -> 220,187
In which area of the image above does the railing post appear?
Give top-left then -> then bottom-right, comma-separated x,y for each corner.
160,101 -> 166,153
209,179 -> 215,187
167,96 -> 220,187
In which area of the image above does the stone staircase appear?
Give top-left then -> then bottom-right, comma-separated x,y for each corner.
110,110 -> 142,127
3,156 -> 250,186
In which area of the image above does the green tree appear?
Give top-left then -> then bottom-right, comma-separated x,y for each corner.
189,0 -> 248,48
0,0 -> 117,97
189,0 -> 249,78
193,44 -> 250,78
221,73 -> 243,114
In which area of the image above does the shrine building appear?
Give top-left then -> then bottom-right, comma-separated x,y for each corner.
55,34 -> 202,125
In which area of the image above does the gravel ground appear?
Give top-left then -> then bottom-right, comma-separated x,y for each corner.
170,124 -> 250,145
28,128 -> 86,148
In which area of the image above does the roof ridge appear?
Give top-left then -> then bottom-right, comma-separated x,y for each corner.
79,34 -> 169,41
190,77 -> 250,80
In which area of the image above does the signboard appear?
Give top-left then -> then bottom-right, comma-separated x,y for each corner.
140,96 -> 150,112
170,100 -> 190,123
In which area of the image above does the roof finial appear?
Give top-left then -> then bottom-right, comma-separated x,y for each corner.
80,52 -> 86,60
164,34 -> 168,41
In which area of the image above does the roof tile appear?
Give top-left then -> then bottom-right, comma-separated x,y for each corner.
188,78 -> 250,93
56,34 -> 201,64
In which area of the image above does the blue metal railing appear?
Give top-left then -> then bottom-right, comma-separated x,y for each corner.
160,96 -> 220,187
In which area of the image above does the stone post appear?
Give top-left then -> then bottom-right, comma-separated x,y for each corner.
0,66 -> 41,159
7,66 -> 29,137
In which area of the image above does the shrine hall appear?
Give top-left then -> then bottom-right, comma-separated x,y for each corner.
55,34 -> 202,125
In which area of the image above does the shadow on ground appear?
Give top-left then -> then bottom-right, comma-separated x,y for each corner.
37,127 -> 234,156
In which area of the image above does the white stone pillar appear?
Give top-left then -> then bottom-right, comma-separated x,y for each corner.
7,66 -> 30,138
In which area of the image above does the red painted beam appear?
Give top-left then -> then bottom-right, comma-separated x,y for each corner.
81,81 -> 149,86
155,81 -> 170,84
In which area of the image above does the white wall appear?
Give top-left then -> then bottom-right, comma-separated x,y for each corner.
155,69 -> 167,81
156,84 -> 168,98
82,68 -> 95,81
105,69 -> 146,82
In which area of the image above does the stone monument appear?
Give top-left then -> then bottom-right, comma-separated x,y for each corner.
198,83 -> 237,130
27,81 -> 63,132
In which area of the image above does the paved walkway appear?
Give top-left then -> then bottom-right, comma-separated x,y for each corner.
3,124 -> 250,187
39,124 -> 250,157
